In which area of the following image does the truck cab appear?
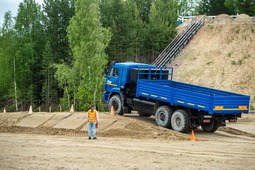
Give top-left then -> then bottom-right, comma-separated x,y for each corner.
104,62 -> 155,103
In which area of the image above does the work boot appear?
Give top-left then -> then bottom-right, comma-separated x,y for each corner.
88,137 -> 91,140
93,137 -> 97,140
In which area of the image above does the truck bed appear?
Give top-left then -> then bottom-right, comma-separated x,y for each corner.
136,80 -> 250,115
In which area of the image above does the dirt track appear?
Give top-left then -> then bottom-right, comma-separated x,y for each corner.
0,132 -> 255,170
0,112 -> 255,169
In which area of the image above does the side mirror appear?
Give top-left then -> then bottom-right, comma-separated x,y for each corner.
105,67 -> 109,77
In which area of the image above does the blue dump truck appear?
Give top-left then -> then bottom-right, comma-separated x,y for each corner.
103,61 -> 250,132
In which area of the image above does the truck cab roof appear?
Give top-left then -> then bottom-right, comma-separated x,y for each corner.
113,62 -> 156,69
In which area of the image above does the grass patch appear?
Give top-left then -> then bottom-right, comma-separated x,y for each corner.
231,60 -> 236,65
238,59 -> 243,65
228,52 -> 232,57
252,27 -> 254,33
236,29 -> 240,33
243,54 -> 251,59
208,25 -> 213,29
221,69 -> 225,76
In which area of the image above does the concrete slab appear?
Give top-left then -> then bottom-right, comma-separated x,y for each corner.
15,112 -> 54,128
42,112 -> 71,127
0,112 -> 27,127
53,113 -> 86,130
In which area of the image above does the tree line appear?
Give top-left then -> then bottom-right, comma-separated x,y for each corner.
0,0 -> 254,112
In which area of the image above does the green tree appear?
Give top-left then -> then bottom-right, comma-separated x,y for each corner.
43,0 -> 75,64
41,41 -> 57,111
198,0 -> 230,15
43,0 -> 75,108
178,0 -> 199,16
101,0 -> 125,61
236,0 -> 255,16
224,0 -> 238,14
146,0 -> 177,62
135,0 -> 152,23
0,11 -> 17,110
15,0 -> 45,110
65,0 -> 111,111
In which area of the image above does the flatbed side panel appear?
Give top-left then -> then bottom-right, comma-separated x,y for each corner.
136,80 -> 250,115
137,81 -> 172,103
136,81 -> 211,112
172,81 -> 244,97
173,88 -> 211,112
213,96 -> 250,114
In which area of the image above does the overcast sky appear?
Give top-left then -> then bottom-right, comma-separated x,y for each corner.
0,0 -> 44,26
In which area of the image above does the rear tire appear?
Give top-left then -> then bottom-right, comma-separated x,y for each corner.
155,106 -> 173,128
201,119 -> 219,132
171,110 -> 190,132
108,95 -> 123,115
138,111 -> 151,117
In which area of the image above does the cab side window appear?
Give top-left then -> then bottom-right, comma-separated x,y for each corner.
109,68 -> 119,77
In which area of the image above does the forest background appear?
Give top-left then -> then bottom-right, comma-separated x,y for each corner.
0,0 -> 254,112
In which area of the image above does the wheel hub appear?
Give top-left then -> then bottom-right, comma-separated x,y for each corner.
175,116 -> 182,128
159,112 -> 165,122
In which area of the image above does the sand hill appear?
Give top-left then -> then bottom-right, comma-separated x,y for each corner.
171,14 -> 255,109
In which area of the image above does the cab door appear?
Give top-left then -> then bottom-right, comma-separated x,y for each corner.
106,67 -> 120,92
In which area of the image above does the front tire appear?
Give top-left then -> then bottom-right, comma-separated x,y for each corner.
108,95 -> 123,115
155,106 -> 173,128
171,110 -> 190,132
201,119 -> 219,132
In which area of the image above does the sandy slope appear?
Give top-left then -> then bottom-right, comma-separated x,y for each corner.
172,14 -> 255,108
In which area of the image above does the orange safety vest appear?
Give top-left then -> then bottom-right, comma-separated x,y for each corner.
88,110 -> 97,122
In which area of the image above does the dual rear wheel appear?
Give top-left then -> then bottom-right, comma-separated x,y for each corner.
155,106 -> 190,132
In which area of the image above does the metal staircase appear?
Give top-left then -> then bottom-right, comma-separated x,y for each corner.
152,15 -> 206,67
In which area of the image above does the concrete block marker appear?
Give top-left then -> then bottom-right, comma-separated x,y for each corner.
53,113 -> 86,130
15,113 -> 54,128
42,112 -> 72,128
0,112 -> 27,127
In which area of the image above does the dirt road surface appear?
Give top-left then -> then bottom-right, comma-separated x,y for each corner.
0,133 -> 255,170
0,112 -> 255,169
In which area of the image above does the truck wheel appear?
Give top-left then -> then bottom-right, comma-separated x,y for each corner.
109,95 -> 123,115
201,119 -> 219,132
138,111 -> 151,117
171,110 -> 190,132
155,106 -> 173,128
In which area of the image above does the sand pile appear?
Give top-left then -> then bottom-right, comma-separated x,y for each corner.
0,112 -> 190,141
234,14 -> 254,24
209,14 -> 233,25
171,14 -> 255,109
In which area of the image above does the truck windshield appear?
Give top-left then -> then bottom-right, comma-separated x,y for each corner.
109,68 -> 119,77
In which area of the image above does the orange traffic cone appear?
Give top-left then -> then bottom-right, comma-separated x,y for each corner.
191,130 -> 196,141
28,105 -> 33,114
70,104 -> 74,113
110,105 -> 115,115
3,108 -> 6,113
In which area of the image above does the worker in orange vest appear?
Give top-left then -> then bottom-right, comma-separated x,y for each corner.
87,104 -> 99,139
